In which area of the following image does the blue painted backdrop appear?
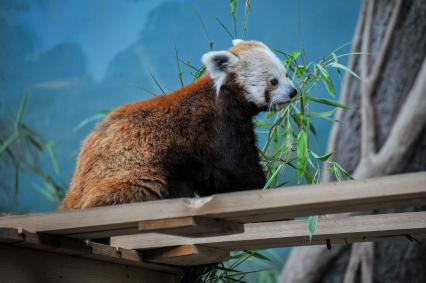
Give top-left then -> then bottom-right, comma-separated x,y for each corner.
1,0 -> 360,280
1,0 -> 360,212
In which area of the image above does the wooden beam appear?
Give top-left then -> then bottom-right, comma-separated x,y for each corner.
0,228 -> 182,275
111,211 -> 426,251
0,245 -> 181,283
0,172 -> 425,239
0,227 -> 24,244
138,216 -> 244,237
143,245 -> 230,266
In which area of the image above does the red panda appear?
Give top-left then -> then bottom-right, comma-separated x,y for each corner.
61,39 -> 297,209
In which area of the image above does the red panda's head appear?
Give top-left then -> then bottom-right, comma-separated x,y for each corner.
202,39 -> 297,111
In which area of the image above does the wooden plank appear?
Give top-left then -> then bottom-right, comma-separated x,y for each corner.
138,216 -> 244,237
111,211 -> 426,251
0,172 -> 425,239
83,242 -> 182,274
0,227 -> 182,275
0,245 -> 181,283
0,227 -> 23,244
143,244 -> 230,266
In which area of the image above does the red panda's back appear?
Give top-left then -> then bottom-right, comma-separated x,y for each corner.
61,76 -> 216,209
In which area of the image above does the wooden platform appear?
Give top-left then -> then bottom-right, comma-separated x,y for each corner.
1,172 -> 425,281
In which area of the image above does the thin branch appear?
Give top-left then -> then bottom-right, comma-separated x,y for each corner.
343,242 -> 374,283
368,0 -> 402,87
359,0 -> 376,159
360,0 -> 402,161
361,242 -> 374,283
343,243 -> 362,283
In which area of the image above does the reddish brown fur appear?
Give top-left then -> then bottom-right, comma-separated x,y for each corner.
62,74 -> 265,209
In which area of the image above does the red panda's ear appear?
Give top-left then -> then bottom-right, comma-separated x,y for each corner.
201,51 -> 239,93
201,51 -> 238,74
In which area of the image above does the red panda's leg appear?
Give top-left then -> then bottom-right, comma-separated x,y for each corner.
81,179 -> 168,208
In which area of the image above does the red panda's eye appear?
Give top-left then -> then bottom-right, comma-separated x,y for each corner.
270,79 -> 278,86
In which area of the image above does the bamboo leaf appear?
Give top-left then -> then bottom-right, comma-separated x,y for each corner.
74,111 -> 109,131
316,64 -> 336,96
173,42 -> 184,87
230,0 -> 237,18
308,96 -> 350,109
328,62 -> 360,79
46,141 -> 61,176
296,129 -> 308,182
33,183 -> 57,203
0,131 -> 19,156
242,250 -> 272,262
311,151 -> 334,161
308,109 -> 336,119
149,72 -> 167,95
263,163 -> 285,189
215,17 -> 234,39
308,215 -> 319,240
14,91 -> 29,130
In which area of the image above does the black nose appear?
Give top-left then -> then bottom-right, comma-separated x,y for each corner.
289,87 -> 298,98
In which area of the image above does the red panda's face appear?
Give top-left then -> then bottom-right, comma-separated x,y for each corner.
202,39 -> 297,111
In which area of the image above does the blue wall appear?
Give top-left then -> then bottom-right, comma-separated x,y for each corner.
0,0 -> 360,212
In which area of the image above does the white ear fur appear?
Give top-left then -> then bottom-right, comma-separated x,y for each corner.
201,51 -> 238,94
232,39 -> 244,46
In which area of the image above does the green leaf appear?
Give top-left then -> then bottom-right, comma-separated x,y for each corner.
333,162 -> 354,180
46,141 -> 61,176
149,72 -> 166,95
0,131 -> 19,156
14,91 -> 29,130
308,109 -> 336,119
308,122 -> 317,137
215,17 -> 234,39
242,250 -> 272,262
282,116 -> 293,155
308,215 -> 319,240
331,52 -> 338,64
295,65 -> 308,76
311,151 -> 334,161
255,121 -> 273,127
173,42 -> 184,87
33,183 -> 57,203
193,65 -> 206,82
74,111 -> 109,131
289,50 -> 301,59
230,0 -> 237,18
316,64 -> 336,96
296,129 -> 308,182
308,96 -> 350,109
263,163 -> 285,189
328,62 -> 360,79
316,63 -> 329,79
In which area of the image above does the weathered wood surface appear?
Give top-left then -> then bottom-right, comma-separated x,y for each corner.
0,172 -> 424,239
111,211 -> 426,250
0,245 -> 181,283
138,216 -> 244,237
0,228 -> 182,274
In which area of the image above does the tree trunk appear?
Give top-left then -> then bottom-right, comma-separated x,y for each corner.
281,0 -> 426,282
